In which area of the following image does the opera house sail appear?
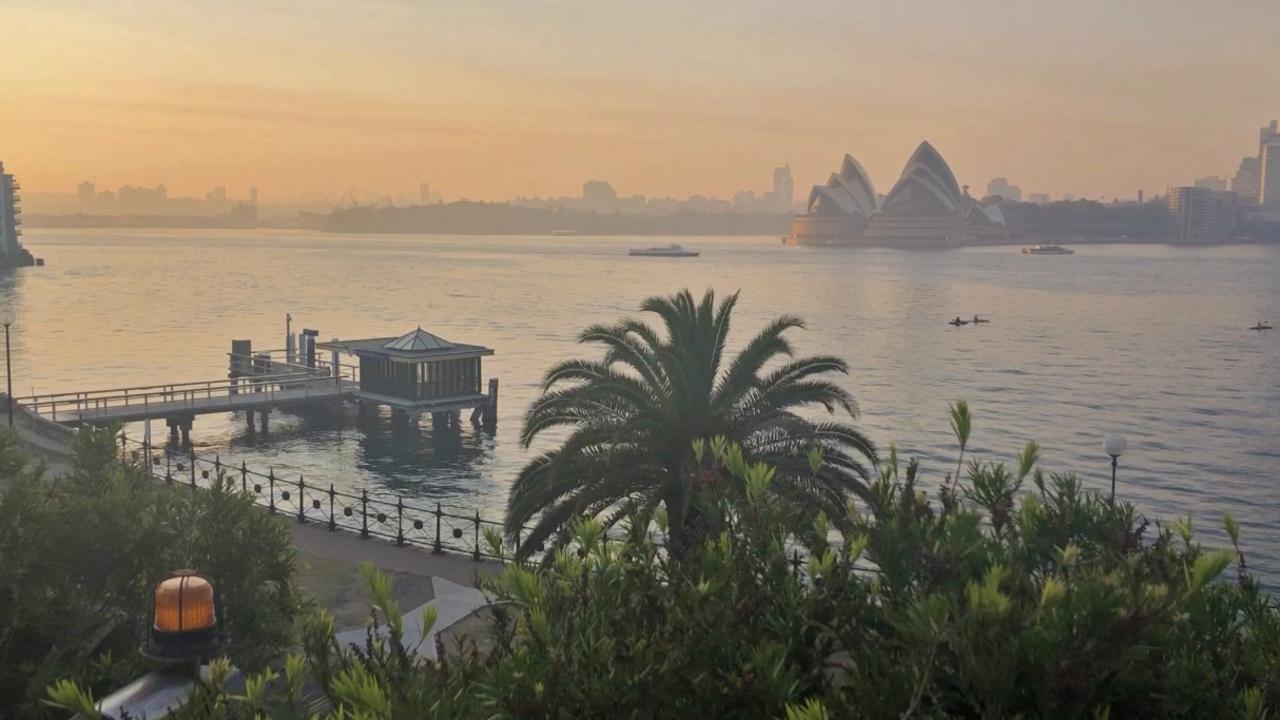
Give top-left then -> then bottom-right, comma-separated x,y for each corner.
787,141 -> 1005,248
788,154 -> 878,244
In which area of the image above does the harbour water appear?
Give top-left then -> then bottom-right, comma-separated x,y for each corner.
6,229 -> 1279,585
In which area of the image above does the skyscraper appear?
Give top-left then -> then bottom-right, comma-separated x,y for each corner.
772,164 -> 794,212
78,181 -> 96,210
1260,141 -> 1280,208
1260,118 -> 1279,157
0,162 -> 35,268
1194,176 -> 1228,192
1168,186 -> 1237,242
1232,157 -> 1260,201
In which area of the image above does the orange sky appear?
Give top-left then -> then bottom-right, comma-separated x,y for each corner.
2,1 -> 1278,203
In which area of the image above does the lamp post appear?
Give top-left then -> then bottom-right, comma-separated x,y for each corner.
1,309 -> 13,428
1103,433 -> 1127,505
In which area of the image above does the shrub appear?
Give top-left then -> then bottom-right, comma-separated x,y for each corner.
0,427 -> 302,717
46,413 -> 1280,718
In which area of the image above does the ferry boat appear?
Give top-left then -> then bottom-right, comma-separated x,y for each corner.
628,244 -> 699,258
1022,244 -> 1075,255
551,230 -> 579,236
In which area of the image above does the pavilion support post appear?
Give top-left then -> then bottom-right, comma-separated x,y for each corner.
259,409 -> 269,435
245,409 -> 255,432
179,416 -> 192,447
167,417 -> 180,446
483,378 -> 499,431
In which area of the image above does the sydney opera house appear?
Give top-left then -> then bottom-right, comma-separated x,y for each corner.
788,141 -> 1007,247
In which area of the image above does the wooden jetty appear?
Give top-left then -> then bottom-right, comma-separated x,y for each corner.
16,321 -> 499,445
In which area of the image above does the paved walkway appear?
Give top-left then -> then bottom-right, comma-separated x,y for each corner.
290,521 -> 503,589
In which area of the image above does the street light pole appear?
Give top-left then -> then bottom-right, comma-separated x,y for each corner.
1109,455 -> 1118,505
1103,433 -> 1127,506
1,310 -> 13,428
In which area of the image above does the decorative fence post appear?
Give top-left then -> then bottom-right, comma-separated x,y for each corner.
241,461 -> 247,493
213,454 -> 221,480
360,489 -> 369,539
473,510 -> 481,561
297,475 -> 306,523
433,503 -> 443,554
189,449 -> 196,487
120,430 -> 127,463
268,470 -> 276,514
397,498 -> 405,546
328,483 -> 336,531
792,549 -> 802,579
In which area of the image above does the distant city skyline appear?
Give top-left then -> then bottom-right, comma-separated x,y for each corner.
2,2 -> 1279,204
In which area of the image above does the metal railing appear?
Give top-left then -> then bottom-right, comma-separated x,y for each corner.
117,435 -> 879,576
123,435 -> 520,561
17,368 -> 357,423
226,351 -> 360,382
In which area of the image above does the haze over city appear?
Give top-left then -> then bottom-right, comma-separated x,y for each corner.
4,0 -> 1280,203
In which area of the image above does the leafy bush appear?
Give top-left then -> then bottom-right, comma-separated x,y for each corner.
48,409 -> 1280,719
0,427 -> 302,717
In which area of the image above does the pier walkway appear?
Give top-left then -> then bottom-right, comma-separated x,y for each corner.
16,371 -> 357,425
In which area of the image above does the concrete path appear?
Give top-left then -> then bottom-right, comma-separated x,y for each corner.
290,521 -> 503,589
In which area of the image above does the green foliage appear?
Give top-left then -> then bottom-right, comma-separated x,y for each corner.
45,414 -> 1280,719
506,288 -> 877,559
0,427 -> 302,717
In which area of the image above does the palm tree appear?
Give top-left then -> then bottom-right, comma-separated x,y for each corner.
506,289 -> 876,559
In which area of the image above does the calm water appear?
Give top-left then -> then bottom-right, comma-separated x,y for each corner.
6,230 -> 1279,584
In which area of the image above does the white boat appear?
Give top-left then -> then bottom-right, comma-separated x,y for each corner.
1022,244 -> 1075,255
628,244 -> 699,257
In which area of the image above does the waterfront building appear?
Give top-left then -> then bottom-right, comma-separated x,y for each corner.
788,142 -> 1000,247
1260,141 -> 1280,208
1232,157 -> 1260,201
0,162 -> 35,268
1168,186 -> 1239,242
1028,192 -> 1050,204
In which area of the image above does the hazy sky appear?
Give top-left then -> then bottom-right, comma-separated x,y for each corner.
3,0 -> 1279,203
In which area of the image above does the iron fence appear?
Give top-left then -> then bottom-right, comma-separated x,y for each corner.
121,433 -> 516,561
118,432 -> 880,578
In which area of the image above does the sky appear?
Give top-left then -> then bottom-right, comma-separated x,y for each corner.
2,0 -> 1279,204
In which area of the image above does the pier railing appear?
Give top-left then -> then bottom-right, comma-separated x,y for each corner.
227,350 -> 360,383
17,367 -> 357,422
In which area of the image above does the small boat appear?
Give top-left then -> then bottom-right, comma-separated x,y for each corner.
551,230 -> 579,236
1022,244 -> 1075,255
971,315 -> 990,324
629,244 -> 699,258
1250,322 -> 1273,331
949,318 -> 970,327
